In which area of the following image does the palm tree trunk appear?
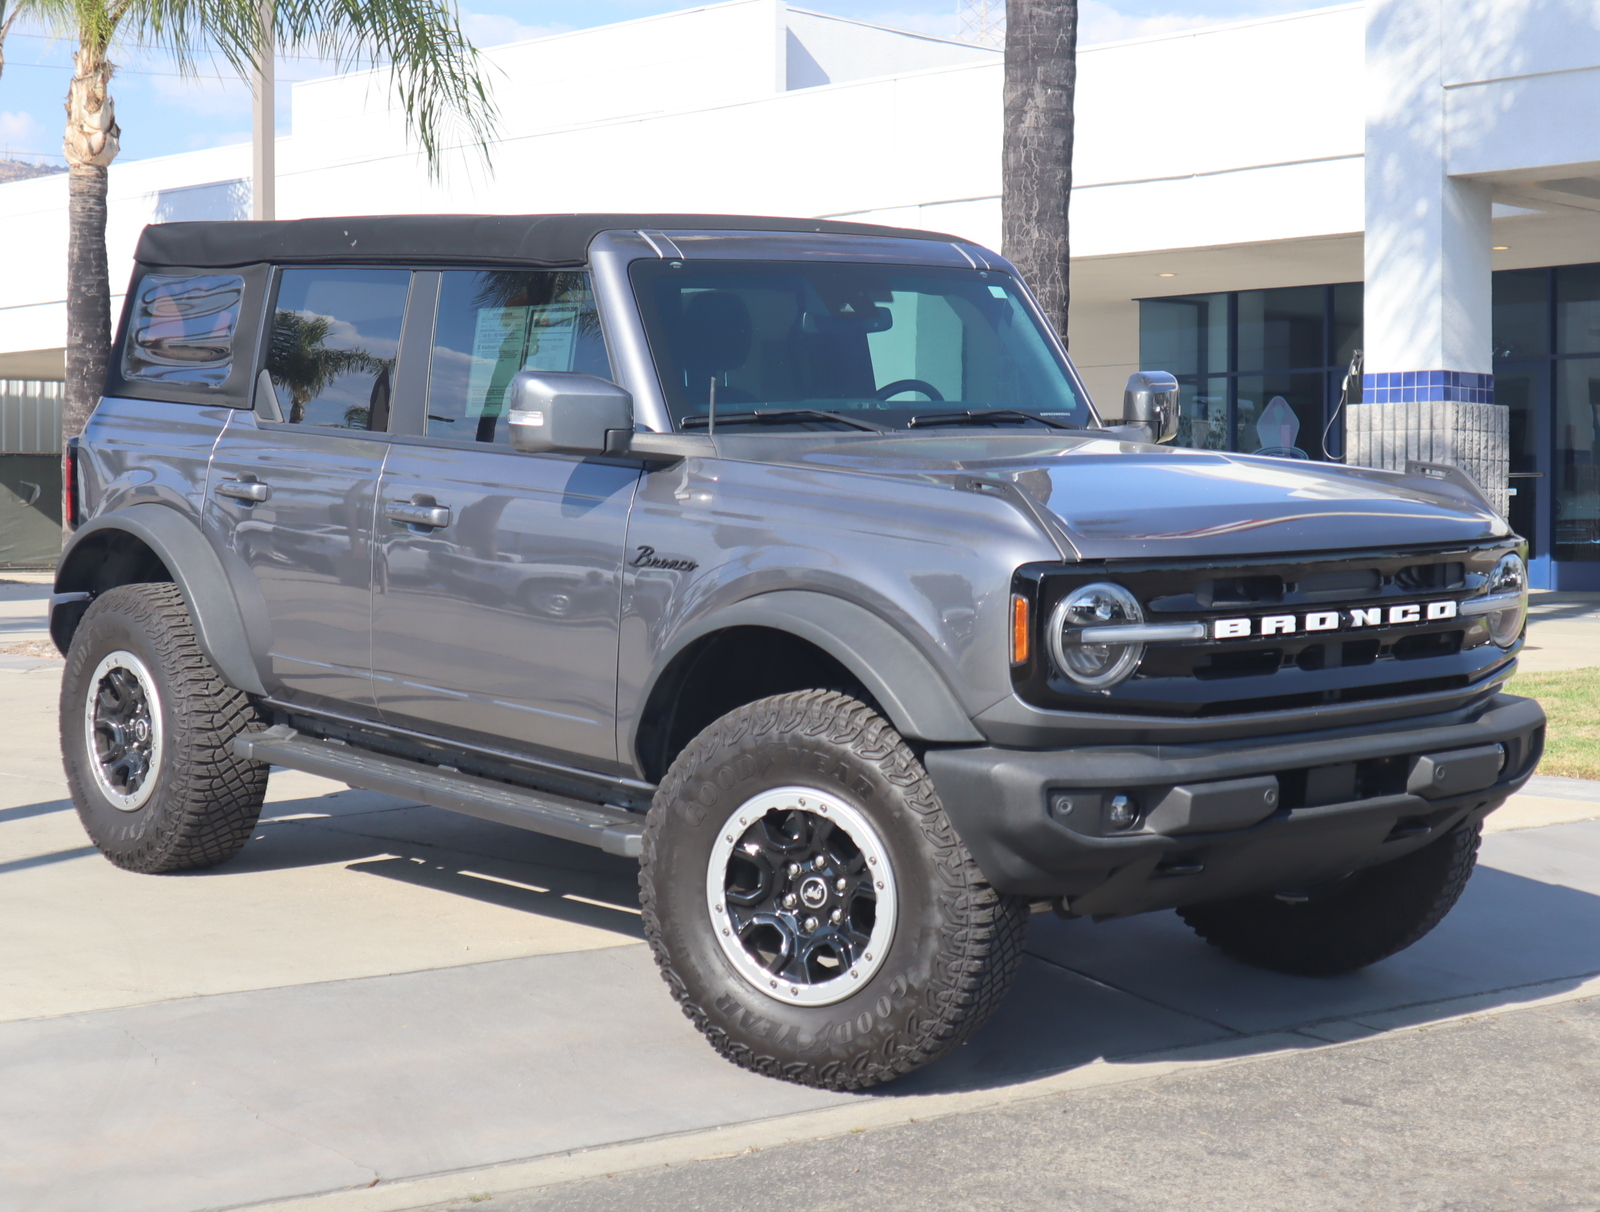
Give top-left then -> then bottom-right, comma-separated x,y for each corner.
1002,0 -> 1077,346
65,163 -> 112,448
61,42 -> 120,538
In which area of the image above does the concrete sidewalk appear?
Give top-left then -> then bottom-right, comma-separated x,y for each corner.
4,658 -> 1600,1212
1519,590 -> 1600,672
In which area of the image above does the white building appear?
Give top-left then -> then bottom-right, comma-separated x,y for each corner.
3,0 -> 1600,585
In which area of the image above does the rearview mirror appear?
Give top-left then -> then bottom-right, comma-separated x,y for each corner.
507,371 -> 634,456
1122,371 -> 1180,444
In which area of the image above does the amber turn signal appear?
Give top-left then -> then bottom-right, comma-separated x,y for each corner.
1011,593 -> 1030,665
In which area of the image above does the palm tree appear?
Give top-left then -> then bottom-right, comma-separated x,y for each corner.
0,0 -> 22,80
1002,0 -> 1077,346
23,0 -> 497,500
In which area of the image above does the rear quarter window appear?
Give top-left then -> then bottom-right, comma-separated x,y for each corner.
122,274 -> 246,386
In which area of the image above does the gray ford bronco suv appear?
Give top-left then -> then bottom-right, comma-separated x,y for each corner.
54,213 -> 1543,1090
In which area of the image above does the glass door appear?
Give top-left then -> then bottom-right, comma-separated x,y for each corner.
1493,363 -> 1549,584
1554,357 -> 1600,583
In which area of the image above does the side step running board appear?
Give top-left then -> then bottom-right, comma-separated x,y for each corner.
234,725 -> 645,858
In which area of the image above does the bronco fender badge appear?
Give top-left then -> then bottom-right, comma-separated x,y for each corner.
1212,599 -> 1458,640
630,544 -> 698,572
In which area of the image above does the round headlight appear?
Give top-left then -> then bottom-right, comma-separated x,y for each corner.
1048,582 -> 1145,688
1485,552 -> 1528,648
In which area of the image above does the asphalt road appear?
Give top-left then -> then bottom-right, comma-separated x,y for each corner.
470,995 -> 1600,1212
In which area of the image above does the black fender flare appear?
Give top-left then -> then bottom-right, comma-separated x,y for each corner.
54,504 -> 267,696
640,589 -> 984,745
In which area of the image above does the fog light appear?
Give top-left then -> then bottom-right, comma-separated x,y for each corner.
1107,794 -> 1140,830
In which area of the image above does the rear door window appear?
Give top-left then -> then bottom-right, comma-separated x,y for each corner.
122,274 -> 245,387
266,268 -> 411,430
425,270 -> 608,445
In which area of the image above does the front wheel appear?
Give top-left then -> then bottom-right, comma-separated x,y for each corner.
640,691 -> 1027,1090
1179,821 -> 1482,976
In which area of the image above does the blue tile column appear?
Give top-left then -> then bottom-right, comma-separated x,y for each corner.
1360,2 -> 1505,516
1347,372 -> 1508,516
1360,371 -> 1495,406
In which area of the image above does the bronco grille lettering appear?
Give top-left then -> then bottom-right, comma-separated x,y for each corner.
1212,599 -> 1458,640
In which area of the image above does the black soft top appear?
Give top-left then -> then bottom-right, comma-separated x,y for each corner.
134,212 -> 964,268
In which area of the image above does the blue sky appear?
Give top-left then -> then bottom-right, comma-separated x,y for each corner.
0,0 -> 1319,166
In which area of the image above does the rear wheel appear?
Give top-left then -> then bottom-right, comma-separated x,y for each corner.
640,690 -> 1028,1090
1179,821 -> 1482,976
61,583 -> 268,873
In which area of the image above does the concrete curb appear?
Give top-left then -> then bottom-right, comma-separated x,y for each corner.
231,970 -> 1600,1212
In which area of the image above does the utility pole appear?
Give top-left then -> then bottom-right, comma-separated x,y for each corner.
251,0 -> 274,220
957,0 -> 1005,48
1002,0 -> 1077,346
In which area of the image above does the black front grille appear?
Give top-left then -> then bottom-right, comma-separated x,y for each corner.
1013,541 -> 1517,719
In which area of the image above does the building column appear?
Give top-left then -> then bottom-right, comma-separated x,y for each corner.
1348,0 -> 1507,516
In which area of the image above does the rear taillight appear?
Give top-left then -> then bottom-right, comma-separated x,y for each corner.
65,437 -> 80,529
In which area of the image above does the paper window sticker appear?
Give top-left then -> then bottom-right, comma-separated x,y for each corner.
465,306 -> 532,419
522,303 -> 580,372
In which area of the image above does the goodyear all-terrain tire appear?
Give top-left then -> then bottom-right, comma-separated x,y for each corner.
640,690 -> 1029,1091
1179,821 -> 1482,976
60,583 -> 268,873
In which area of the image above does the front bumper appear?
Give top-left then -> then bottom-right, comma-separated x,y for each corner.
924,692 -> 1545,913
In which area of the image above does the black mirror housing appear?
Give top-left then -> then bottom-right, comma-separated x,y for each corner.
507,371 -> 635,456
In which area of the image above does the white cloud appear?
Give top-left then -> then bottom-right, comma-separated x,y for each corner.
146,69 -> 253,116
461,13 -> 574,47
0,110 -> 43,148
853,9 -> 962,39
186,129 -> 254,150
1078,1 -> 1224,45
830,2 -> 1276,47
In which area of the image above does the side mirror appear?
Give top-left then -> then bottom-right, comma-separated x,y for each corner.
507,371 -> 634,456
1122,371 -> 1180,444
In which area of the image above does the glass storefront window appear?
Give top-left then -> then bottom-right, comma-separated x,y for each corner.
1236,286 -> 1325,373
1555,357 -> 1600,561
1235,373 -> 1326,457
1176,376 -> 1230,451
1140,282 -> 1357,460
1332,282 -> 1363,369
1557,265 -> 1600,356
1494,269 -> 1549,359
1139,294 -> 1227,378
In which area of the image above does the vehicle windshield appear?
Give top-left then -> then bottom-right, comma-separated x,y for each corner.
630,259 -> 1093,433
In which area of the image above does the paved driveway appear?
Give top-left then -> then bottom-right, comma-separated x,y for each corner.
3,583 -> 1600,1212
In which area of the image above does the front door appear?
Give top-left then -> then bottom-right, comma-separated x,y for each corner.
203,266 -> 413,712
370,268 -> 638,767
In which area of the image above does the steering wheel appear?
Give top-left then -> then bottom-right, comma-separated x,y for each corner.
874,379 -> 944,402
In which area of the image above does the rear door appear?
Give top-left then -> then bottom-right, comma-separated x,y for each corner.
202,266 -> 417,714
371,268 -> 639,768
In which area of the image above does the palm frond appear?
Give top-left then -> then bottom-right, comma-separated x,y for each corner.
116,0 -> 497,174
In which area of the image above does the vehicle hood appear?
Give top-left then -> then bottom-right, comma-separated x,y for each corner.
728,433 -> 1510,560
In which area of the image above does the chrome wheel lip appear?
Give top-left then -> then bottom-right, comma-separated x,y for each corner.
705,785 -> 898,1008
83,649 -> 164,812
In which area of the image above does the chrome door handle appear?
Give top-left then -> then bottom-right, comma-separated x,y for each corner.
215,479 -> 270,502
386,501 -> 451,529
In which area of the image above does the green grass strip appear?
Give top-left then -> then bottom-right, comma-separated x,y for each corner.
1507,668 -> 1600,780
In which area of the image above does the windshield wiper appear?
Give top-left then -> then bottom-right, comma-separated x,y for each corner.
680,409 -> 885,433
907,409 -> 1076,431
